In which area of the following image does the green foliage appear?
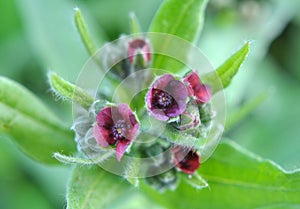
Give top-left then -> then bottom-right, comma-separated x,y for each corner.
66,141 -> 300,209
0,77 -> 76,164
1,0 -> 300,208
74,8 -> 98,56
202,42 -> 250,93
149,0 -> 208,73
129,12 -> 142,35
67,165 -> 132,209
150,0 -> 208,42
142,140 -> 300,209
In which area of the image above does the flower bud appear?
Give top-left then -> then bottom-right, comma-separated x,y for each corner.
102,36 -> 131,78
127,38 -> 151,69
184,71 -> 211,104
199,102 -> 215,128
172,146 -> 200,174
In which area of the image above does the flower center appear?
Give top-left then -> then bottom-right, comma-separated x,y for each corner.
112,119 -> 126,141
153,89 -> 174,109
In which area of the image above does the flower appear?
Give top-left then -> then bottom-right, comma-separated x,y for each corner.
127,39 -> 151,67
93,103 -> 139,161
172,146 -> 200,174
146,74 -> 188,121
184,71 -> 211,104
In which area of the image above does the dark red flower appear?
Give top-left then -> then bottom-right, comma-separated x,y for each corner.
146,74 -> 188,121
184,71 -> 211,104
127,39 -> 151,65
172,146 -> 200,174
93,104 -> 139,161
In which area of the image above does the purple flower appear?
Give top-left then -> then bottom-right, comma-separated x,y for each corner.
172,146 -> 200,174
93,104 -> 139,161
184,71 -> 211,104
127,39 -> 151,65
146,74 -> 188,121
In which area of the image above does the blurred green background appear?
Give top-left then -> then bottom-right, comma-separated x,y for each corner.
1,0 -> 300,208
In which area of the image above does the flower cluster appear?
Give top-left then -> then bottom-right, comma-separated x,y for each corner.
74,37 -> 214,191
93,71 -> 211,162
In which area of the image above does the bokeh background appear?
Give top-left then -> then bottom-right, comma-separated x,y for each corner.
1,0 -> 300,208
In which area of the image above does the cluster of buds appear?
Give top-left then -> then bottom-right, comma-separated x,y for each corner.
75,36 -> 215,192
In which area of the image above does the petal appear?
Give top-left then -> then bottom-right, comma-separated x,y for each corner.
172,147 -> 200,174
93,125 -> 109,147
129,113 -> 138,127
127,39 -> 151,63
164,103 -> 181,118
166,80 -> 188,102
177,99 -> 187,114
184,71 -> 201,90
117,103 -> 132,122
153,74 -> 175,90
179,151 -> 200,174
194,84 -> 211,103
109,106 -> 123,125
165,100 -> 186,118
116,141 -> 130,161
96,107 -> 113,127
128,121 -> 139,142
117,103 -> 139,140
146,87 -> 154,109
184,71 -> 211,104
149,108 -> 169,121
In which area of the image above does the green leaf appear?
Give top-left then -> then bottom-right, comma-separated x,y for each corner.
149,0 -> 208,73
149,0 -> 208,43
48,72 -> 95,110
203,42 -> 250,93
181,172 -> 208,190
67,165 -> 132,209
142,140 -> 300,209
74,8 -> 97,56
0,77 -> 76,164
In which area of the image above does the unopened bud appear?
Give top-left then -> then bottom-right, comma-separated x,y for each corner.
127,39 -> 151,69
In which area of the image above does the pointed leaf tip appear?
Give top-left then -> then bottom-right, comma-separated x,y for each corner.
74,8 -> 97,56
217,42 -> 250,87
48,72 -> 94,109
129,12 -> 142,35
202,42 -> 250,94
